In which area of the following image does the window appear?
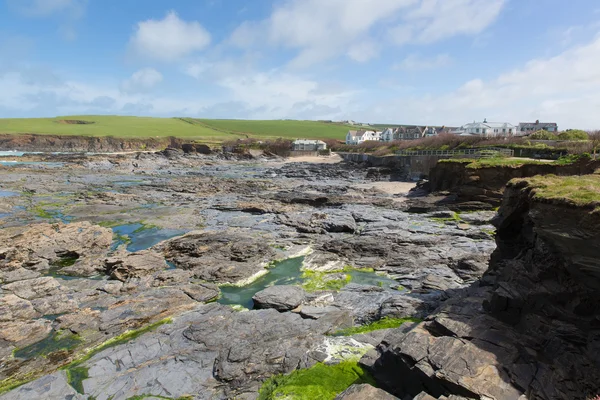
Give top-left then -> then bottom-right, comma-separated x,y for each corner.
476,128 -> 480,133
503,129 -> 506,133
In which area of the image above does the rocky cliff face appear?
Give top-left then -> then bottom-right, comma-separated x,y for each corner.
368,177 -> 600,400
0,134 -> 183,152
427,160 -> 600,207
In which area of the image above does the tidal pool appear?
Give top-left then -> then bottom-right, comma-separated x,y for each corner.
218,256 -> 401,309
0,190 -> 18,197
112,223 -> 187,252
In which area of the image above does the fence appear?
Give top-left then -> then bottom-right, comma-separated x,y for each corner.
396,147 -> 514,158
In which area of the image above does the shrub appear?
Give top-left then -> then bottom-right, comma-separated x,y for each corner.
558,129 -> 589,141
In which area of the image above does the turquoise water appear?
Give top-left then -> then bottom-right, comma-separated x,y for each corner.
217,257 -> 401,309
112,223 -> 187,252
0,161 -> 65,167
218,257 -> 305,309
0,190 -> 18,197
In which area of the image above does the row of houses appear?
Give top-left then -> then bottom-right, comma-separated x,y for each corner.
345,119 -> 558,145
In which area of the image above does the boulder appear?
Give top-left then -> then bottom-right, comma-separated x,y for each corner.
105,250 -> 168,282
252,285 -> 306,311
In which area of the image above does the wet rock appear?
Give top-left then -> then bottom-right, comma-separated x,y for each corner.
158,230 -> 276,284
336,384 -> 399,399
253,285 -> 306,311
2,277 -> 62,300
0,371 -> 86,400
105,250 -> 168,282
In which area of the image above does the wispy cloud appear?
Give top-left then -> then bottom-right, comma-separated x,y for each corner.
394,53 -> 453,70
129,11 -> 211,61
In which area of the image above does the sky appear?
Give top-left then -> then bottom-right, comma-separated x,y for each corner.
1,0 -> 600,128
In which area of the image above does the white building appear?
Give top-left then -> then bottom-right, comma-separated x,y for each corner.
457,119 -> 516,137
292,139 -> 327,151
346,130 -> 382,145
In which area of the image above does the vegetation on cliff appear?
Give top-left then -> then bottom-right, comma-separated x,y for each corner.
438,153 -> 591,169
509,174 -> 600,211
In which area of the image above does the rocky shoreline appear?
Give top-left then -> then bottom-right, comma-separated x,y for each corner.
0,150 -> 596,399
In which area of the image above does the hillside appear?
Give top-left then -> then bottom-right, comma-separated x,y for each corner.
0,116 -> 351,142
190,118 -> 351,140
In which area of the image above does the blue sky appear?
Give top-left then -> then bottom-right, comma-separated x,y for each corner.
1,0 -> 600,128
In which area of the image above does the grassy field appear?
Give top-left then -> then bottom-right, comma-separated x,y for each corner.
0,116 -> 351,141
191,118 -> 351,140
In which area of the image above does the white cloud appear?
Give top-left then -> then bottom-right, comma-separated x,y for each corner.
8,0 -> 86,18
120,68 -> 163,93
361,34 -> 600,129
401,0 -> 505,43
394,53 -> 452,70
230,0 -> 505,67
129,11 -> 211,61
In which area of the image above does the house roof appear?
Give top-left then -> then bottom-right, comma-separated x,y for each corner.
293,139 -> 326,145
519,122 -> 558,128
462,122 -> 515,129
348,130 -> 375,137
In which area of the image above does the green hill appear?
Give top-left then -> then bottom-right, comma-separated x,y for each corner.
0,116 -> 351,142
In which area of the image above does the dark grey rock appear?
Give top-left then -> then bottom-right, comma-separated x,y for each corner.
253,285 -> 306,311
335,384 -> 399,399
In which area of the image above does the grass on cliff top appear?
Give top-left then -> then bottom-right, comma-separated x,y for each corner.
439,154 -> 592,169
258,361 -> 376,400
438,157 -> 549,169
0,115 -> 351,141
511,174 -> 600,211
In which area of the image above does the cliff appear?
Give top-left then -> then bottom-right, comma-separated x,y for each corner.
368,174 -> 600,399
0,134 -> 183,153
427,158 -> 600,207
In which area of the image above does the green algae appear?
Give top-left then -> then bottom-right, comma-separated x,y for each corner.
331,317 -> 421,337
301,270 -> 352,292
126,395 -> 193,400
258,361 -> 377,400
66,366 -> 89,394
13,331 -> 82,360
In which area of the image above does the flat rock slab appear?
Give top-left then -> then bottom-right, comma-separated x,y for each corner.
335,384 -> 399,399
0,371 -> 85,400
253,285 -> 306,311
